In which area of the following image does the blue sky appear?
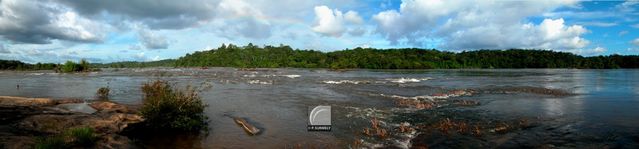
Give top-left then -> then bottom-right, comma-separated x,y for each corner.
0,0 -> 638,63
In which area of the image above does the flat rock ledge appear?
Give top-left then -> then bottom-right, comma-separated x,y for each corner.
0,96 -> 143,149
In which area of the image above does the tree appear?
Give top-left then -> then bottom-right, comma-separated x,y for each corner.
80,59 -> 90,72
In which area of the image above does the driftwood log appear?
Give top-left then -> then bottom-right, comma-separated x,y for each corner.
233,117 -> 260,135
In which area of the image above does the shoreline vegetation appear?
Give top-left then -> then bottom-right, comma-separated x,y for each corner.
0,59 -> 96,72
2,44 -> 639,70
0,79 -> 208,148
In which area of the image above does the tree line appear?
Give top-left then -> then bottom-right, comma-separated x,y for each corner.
2,43 -> 639,70
0,60 -> 58,70
0,59 -> 92,72
173,43 -> 639,69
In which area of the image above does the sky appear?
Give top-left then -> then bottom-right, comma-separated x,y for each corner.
0,0 -> 638,63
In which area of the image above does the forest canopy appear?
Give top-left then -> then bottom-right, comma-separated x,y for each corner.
2,43 -> 639,70
172,44 -> 639,69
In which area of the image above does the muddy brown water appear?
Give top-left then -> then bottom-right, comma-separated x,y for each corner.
1,68 -> 638,148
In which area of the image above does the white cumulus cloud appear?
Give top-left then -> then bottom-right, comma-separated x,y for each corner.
312,5 -> 363,37
632,38 -> 639,46
570,46 -> 606,56
344,11 -> 364,24
372,0 -> 588,51
593,46 -> 606,53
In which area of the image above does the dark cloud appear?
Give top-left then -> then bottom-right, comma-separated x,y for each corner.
55,0 -> 219,29
0,0 -> 104,44
0,0 -> 283,46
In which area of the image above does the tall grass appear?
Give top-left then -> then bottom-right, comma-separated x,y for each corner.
35,135 -> 66,149
35,127 -> 97,148
140,80 -> 208,132
67,127 -> 96,146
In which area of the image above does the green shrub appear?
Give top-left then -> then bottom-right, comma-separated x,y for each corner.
67,127 -> 96,146
61,61 -> 79,73
97,87 -> 110,100
35,135 -> 66,149
140,80 -> 208,132
60,59 -> 91,73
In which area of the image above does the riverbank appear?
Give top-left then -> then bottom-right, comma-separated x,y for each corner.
0,96 -> 142,148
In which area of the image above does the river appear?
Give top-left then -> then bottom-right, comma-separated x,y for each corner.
1,68 -> 638,148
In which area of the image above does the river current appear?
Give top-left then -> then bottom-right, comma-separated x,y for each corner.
1,68 -> 638,148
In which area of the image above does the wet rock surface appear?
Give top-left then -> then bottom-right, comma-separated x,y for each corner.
0,96 -> 82,107
0,96 -> 143,149
89,101 -> 138,114
341,84 -> 639,149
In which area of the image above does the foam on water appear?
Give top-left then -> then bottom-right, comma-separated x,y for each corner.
380,94 -> 448,101
380,90 -> 472,101
281,74 -> 301,78
242,74 -> 258,78
385,77 -> 432,83
322,77 -> 431,85
322,80 -> 370,84
248,80 -> 273,85
243,74 -> 300,79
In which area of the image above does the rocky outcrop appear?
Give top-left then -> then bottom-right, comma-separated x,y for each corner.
90,101 -> 138,114
16,113 -> 142,134
0,96 -> 143,149
0,96 -> 82,107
